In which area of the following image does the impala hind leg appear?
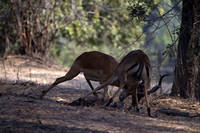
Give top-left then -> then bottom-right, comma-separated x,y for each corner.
143,81 -> 151,117
102,86 -> 109,101
105,83 -> 124,107
144,87 -> 151,117
128,88 -> 139,112
85,78 -> 98,97
98,81 -> 110,102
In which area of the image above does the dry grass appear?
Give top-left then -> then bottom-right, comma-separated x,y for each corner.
0,55 -> 199,133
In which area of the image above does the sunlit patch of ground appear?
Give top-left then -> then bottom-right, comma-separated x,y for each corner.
0,55 -> 199,133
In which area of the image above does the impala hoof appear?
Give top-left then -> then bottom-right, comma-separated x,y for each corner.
93,92 -> 98,97
147,107 -> 152,117
105,98 -> 113,107
69,98 -> 83,106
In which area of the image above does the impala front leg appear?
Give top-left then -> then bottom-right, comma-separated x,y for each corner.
40,76 -> 67,98
105,83 -> 124,107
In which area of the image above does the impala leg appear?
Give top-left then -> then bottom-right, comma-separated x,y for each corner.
106,74 -> 127,106
70,85 -> 105,106
40,76 -> 68,98
119,85 -> 130,102
144,84 -> 151,117
100,80 -> 110,102
41,66 -> 80,98
85,78 -> 98,97
105,83 -> 124,107
101,85 -> 109,102
81,83 -> 107,100
130,88 -> 139,112
80,75 -> 118,100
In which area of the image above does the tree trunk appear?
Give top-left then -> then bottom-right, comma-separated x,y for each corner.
193,0 -> 200,100
171,0 -> 200,100
0,44 -> 6,57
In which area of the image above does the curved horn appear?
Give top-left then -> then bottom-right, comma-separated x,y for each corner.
158,74 -> 169,86
138,74 -> 169,95
147,73 -> 169,94
137,74 -> 169,102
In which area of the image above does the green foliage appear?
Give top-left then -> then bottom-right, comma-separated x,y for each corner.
51,0 -> 146,66
0,0 -> 181,69
128,0 -> 161,21
142,0 -> 180,67
49,0 -> 181,67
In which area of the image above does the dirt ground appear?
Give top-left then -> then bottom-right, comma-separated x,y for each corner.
0,55 -> 199,133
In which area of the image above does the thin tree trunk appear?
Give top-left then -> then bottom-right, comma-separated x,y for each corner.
193,0 -> 200,100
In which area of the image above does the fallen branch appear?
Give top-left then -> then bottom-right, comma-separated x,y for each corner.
156,108 -> 200,118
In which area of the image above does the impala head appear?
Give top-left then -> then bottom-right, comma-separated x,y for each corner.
119,80 -> 144,102
119,87 -> 129,102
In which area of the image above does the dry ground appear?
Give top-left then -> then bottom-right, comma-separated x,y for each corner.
0,55 -> 199,133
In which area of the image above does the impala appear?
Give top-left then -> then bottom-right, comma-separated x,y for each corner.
75,50 -> 152,116
40,51 -> 119,99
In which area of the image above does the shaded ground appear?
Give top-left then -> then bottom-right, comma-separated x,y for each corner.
0,55 -> 199,133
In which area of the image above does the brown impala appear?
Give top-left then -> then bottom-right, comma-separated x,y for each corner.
75,50 -> 153,116
40,51 -> 119,99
